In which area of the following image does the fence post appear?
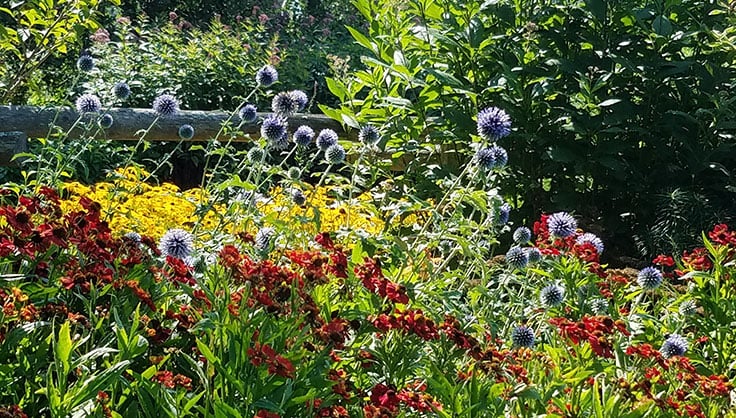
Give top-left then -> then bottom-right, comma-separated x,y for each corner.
0,131 -> 28,167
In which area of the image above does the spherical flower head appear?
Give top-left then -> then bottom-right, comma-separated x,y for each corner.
293,125 -> 314,147
513,227 -> 532,244
255,227 -> 275,252
99,113 -> 114,129
247,147 -> 266,164
123,231 -> 142,243
291,189 -> 306,206
547,212 -> 577,238
511,325 -> 535,348
358,125 -> 381,145
290,90 -> 308,111
77,54 -> 94,72
474,147 -> 496,170
325,144 -> 346,164
76,93 -> 102,113
590,298 -> 609,314
505,246 -> 528,269
316,129 -> 339,151
477,106 -> 511,141
256,65 -> 278,87
178,124 -> 195,140
269,133 -> 290,151
679,300 -> 697,316
525,247 -> 542,263
112,82 -> 131,100
660,334 -> 688,358
287,166 -> 301,180
239,104 -> 258,123
540,284 -> 565,307
495,202 -> 511,226
260,114 -> 288,142
637,266 -> 663,290
159,228 -> 194,259
272,91 -> 299,116
576,232 -> 604,254
152,94 -> 179,117
489,145 -> 508,168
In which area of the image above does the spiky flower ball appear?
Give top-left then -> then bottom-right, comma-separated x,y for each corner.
159,228 -> 194,259
513,227 -> 532,244
475,147 -> 496,170
287,167 -> 301,180
239,104 -> 258,123
506,246 -> 528,269
260,115 -> 288,142
637,266 -> 663,290
316,129 -> 339,151
123,232 -> 142,243
247,147 -> 266,164
152,94 -> 179,117
256,65 -> 278,87
77,54 -> 94,72
359,125 -> 381,145
112,82 -> 131,100
269,133 -> 290,151
489,145 -> 508,168
99,113 -> 114,129
325,144 -> 346,164
547,212 -> 577,238
496,203 -> 511,226
660,334 -> 688,358
679,300 -> 697,316
272,91 -> 299,116
511,326 -> 535,348
525,247 -> 542,263
290,90 -> 308,111
477,106 -> 511,141
590,298 -> 609,314
178,124 -> 195,140
291,189 -> 306,206
76,94 -> 102,113
540,284 -> 565,307
255,227 -> 275,252
576,233 -> 604,254
293,125 -> 314,147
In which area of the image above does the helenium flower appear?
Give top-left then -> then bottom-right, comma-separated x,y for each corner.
256,65 -> 278,87
159,228 -> 194,259
511,326 -> 535,348
660,334 -> 688,358
76,94 -> 102,113
637,266 -> 663,290
477,106 -> 511,141
547,212 -> 577,238
152,94 -> 179,117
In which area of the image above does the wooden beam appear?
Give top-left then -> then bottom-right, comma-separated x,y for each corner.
0,105 -> 353,142
0,132 -> 28,167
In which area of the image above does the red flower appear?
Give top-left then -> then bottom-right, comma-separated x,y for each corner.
254,410 -> 280,418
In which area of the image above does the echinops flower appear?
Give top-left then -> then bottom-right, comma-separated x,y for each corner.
112,82 -> 131,100
293,125 -> 314,146
159,228 -> 194,259
590,298 -> 609,314
576,232 -> 604,254
272,91 -> 299,116
547,212 -> 577,238
679,300 -> 697,316
178,124 -> 195,140
489,145 -> 508,168
247,147 -> 266,164
496,203 -> 511,226
660,334 -> 688,358
291,189 -> 306,206
325,144 -> 346,164
477,106 -> 511,141
239,104 -> 258,123
287,167 -> 301,180
99,113 -> 114,129
506,246 -> 528,269
511,325 -> 535,348
637,266 -> 663,290
123,231 -> 142,243
475,147 -> 496,170
525,247 -> 542,263
540,284 -> 565,307
152,94 -> 179,117
77,54 -> 94,72
256,65 -> 278,87
316,129 -> 338,151
255,227 -> 275,252
290,90 -> 308,111
513,227 -> 532,244
76,94 -> 102,113
260,115 -> 288,142
358,125 -> 381,145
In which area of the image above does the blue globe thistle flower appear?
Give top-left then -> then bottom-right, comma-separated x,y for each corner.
287,166 -> 301,180
112,82 -> 131,100
76,94 -> 102,113
291,189 -> 306,206
260,115 -> 288,142
525,247 -> 542,263
77,54 -> 94,72
99,113 -> 114,129
576,232 -> 604,254
489,145 -> 508,168
590,298 -> 609,314
511,325 -> 535,348
477,106 -> 511,141
255,227 -> 275,252
496,202 -> 511,226
358,125 -> 381,145
293,125 -> 314,147
247,147 -> 266,164
513,227 -> 532,244
474,147 -> 496,170
239,104 -> 258,123
679,300 -> 697,316
506,246 -> 528,269
269,133 -> 290,151
547,212 -> 577,238
316,129 -> 339,151
152,94 -> 179,117
637,266 -> 663,290
540,284 -> 565,307
660,334 -> 688,358
123,231 -> 142,243
159,228 -> 194,259
272,91 -> 299,116
290,90 -> 308,111
256,65 -> 278,87
178,124 -> 195,140
325,144 -> 346,164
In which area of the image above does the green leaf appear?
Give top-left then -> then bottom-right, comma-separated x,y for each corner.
346,25 -> 375,53
56,321 -> 72,376
652,15 -> 672,36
